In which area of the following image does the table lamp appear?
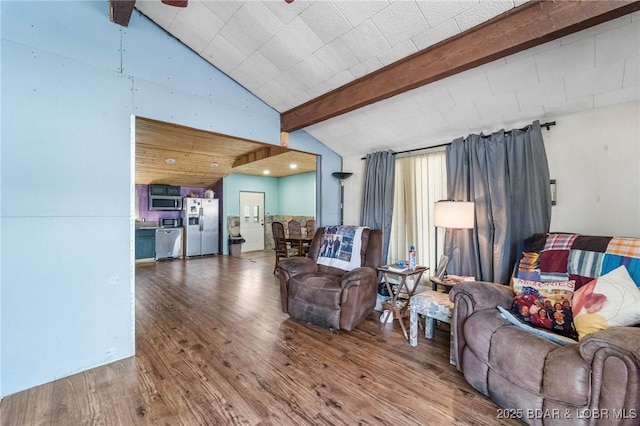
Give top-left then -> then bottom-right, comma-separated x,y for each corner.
434,200 -> 475,275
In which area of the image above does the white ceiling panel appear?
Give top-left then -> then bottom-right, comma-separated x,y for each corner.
624,58 -> 640,87
340,19 -> 392,63
263,0 -> 311,25
412,84 -> 457,112
202,0 -> 242,22
334,1 -> 390,28
501,105 -> 545,127
534,38 -> 596,83
259,16 -> 323,71
595,85 -> 640,109
133,1 -> 640,159
349,57 -> 384,79
485,57 -> 539,95
515,78 -> 567,111
446,72 -> 494,105
135,0 -> 178,28
323,69 -> 354,92
217,2 -> 283,56
170,2 -> 223,46
418,0 -> 478,28
543,95 -> 595,118
378,39 -> 418,66
474,91 -> 520,121
411,18 -> 460,50
313,38 -> 360,74
566,61 -> 625,101
201,35 -> 246,73
169,13 -> 212,53
595,21 -> 640,68
454,0 -> 515,32
234,52 -> 280,88
300,1 -> 352,44
371,1 -> 428,47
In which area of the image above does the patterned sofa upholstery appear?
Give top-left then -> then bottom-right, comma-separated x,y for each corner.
449,233 -> 640,426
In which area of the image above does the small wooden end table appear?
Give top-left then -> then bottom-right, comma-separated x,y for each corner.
377,265 -> 429,340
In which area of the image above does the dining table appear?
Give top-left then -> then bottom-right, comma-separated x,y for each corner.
286,233 -> 313,256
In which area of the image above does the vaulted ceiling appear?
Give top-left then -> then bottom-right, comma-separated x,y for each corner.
114,0 -> 640,178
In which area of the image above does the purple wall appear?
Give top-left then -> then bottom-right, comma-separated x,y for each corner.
136,184 -> 211,222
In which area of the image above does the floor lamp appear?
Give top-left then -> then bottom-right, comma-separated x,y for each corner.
434,200 -> 475,276
332,172 -> 353,225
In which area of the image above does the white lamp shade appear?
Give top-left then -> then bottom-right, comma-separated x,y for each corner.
434,201 -> 475,229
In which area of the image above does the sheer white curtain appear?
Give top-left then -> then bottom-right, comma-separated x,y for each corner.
389,150 -> 447,269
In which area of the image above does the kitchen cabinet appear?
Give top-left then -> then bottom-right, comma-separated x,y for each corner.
149,184 -> 181,196
135,229 -> 156,260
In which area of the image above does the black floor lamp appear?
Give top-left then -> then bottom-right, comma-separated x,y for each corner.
332,172 -> 353,225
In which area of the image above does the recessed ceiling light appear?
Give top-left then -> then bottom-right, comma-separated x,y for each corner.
290,163 -> 298,169
165,158 -> 176,164
263,170 -> 270,175
210,162 -> 218,168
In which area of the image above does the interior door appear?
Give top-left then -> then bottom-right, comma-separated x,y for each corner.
240,192 -> 265,252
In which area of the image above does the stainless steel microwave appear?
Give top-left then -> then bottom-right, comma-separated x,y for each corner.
149,195 -> 182,211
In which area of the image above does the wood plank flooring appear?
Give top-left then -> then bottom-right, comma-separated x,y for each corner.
0,252 -> 519,425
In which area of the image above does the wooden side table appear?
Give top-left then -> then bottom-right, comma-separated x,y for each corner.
377,265 -> 429,340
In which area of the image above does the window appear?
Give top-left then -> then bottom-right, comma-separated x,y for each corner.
389,150 -> 447,269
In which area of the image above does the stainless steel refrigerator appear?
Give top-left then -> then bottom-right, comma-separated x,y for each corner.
181,198 -> 219,257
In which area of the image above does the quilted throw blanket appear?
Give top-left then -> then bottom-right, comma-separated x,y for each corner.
316,226 -> 368,271
514,233 -> 640,289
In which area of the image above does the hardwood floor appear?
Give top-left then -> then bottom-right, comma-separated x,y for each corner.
1,252 -> 518,425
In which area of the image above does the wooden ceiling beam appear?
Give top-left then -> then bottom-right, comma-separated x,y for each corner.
232,146 -> 291,168
110,0 -> 136,27
281,0 -> 640,132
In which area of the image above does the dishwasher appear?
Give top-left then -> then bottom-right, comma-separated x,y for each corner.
155,228 -> 182,260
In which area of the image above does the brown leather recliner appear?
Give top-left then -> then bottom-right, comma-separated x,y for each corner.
277,227 -> 382,331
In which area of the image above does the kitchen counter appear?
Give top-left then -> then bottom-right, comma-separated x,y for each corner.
135,220 -> 160,230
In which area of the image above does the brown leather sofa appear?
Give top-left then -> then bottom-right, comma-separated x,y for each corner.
449,232 -> 640,426
277,227 -> 382,331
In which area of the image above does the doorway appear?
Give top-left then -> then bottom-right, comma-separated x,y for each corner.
239,191 -> 265,252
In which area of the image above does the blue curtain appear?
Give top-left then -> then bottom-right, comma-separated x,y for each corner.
445,121 -> 552,284
361,150 -> 395,264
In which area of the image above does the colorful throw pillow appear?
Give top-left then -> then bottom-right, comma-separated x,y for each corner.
498,306 -> 577,346
510,277 -> 578,340
572,265 -> 640,340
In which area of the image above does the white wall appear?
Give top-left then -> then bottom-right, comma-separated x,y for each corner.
545,102 -> 640,237
343,101 -> 640,238
0,1 -> 339,397
289,130 -> 342,227
342,157 -> 367,226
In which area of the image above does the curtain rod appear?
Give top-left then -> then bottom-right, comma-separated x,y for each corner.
360,121 -> 557,160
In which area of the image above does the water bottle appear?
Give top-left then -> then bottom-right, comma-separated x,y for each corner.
409,245 -> 417,271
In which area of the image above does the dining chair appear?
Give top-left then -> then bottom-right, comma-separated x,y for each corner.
289,219 -> 311,256
287,219 -> 302,237
305,219 -> 316,238
272,221 -> 298,274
